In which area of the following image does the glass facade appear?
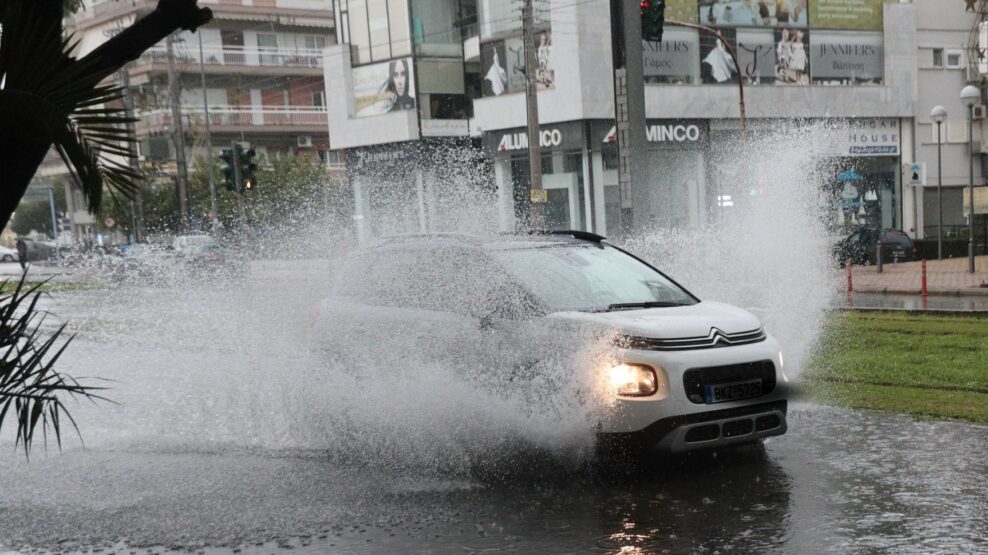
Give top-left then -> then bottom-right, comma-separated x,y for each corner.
644,0 -> 885,88
342,0 -> 412,65
826,156 -> 900,233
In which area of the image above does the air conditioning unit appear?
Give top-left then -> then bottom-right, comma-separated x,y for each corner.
974,105 -> 987,120
297,135 -> 313,148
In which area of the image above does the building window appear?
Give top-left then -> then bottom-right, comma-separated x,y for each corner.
257,33 -> 279,65
313,91 -> 325,107
345,0 -> 412,66
932,48 -> 944,68
320,150 -> 344,166
946,49 -> 963,69
304,35 -> 328,51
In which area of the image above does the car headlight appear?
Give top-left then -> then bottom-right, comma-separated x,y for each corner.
608,363 -> 659,397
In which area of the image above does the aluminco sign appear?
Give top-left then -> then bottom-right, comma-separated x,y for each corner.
646,124 -> 701,142
498,129 -> 563,151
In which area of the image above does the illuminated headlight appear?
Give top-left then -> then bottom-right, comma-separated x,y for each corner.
608,363 -> 658,397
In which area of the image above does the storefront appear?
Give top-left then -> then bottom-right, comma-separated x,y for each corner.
485,119 -> 711,236
346,138 -> 486,242
591,119 -> 710,237
709,117 -> 902,234
484,121 -> 591,232
820,118 -> 902,233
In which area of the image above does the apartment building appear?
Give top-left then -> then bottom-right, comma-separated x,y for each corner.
44,0 -> 338,238
325,0 -> 986,250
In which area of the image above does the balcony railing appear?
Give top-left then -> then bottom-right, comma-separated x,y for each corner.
136,45 -> 325,69
141,106 -> 328,128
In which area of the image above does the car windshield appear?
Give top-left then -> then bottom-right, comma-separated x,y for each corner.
491,244 -> 697,312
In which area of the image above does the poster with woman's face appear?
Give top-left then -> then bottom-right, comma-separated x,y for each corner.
700,28 -> 737,84
352,57 -> 417,117
480,41 -> 508,97
699,0 -> 808,28
773,28 -> 809,85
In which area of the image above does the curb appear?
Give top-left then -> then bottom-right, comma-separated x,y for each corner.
851,287 -> 988,296
835,306 -> 988,316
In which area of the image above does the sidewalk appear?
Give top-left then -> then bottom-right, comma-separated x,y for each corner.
848,255 -> 988,296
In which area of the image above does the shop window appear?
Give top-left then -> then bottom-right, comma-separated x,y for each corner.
563,152 -> 582,174
946,49 -> 963,69
932,48 -> 944,68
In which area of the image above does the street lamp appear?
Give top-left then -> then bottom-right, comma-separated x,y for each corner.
961,84 -> 980,273
931,105 -> 947,260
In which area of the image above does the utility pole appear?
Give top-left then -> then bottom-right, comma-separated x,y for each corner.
522,0 -> 544,230
166,32 -> 191,231
198,33 -> 218,232
610,0 -> 649,236
118,65 -> 146,242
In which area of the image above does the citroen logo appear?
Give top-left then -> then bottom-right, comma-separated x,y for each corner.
711,328 -> 728,346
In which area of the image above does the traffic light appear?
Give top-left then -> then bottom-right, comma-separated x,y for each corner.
219,148 -> 238,192
640,0 -> 665,43
239,147 -> 258,192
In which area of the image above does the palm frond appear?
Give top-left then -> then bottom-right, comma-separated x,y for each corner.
0,275 -> 108,457
1,0 -> 142,219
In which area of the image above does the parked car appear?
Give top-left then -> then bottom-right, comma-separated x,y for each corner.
314,231 -> 789,455
0,245 -> 18,262
835,227 -> 915,266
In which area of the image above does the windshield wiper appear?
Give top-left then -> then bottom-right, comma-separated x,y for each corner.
601,301 -> 690,312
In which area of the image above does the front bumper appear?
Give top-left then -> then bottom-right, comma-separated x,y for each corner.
595,336 -> 790,452
599,400 -> 788,454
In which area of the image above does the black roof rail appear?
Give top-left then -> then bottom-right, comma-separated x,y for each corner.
534,230 -> 607,242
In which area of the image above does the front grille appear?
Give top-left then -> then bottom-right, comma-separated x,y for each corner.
683,360 -> 776,404
617,328 -> 766,351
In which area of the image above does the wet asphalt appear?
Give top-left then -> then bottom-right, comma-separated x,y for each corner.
1,272 -> 986,554
1,402 -> 986,554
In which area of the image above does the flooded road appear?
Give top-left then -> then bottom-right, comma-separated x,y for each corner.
2,404 -> 986,553
1,277 -> 986,554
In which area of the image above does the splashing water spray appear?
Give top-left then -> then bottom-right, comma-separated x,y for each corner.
24,126 -> 841,476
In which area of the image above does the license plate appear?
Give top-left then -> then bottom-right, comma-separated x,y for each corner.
704,379 -> 762,404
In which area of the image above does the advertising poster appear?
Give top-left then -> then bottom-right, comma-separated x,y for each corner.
665,0 -> 699,23
504,37 -> 528,92
774,28 -> 809,85
700,28 -> 738,84
809,0 -> 883,30
811,30 -> 883,84
643,28 -> 701,84
699,0 -> 808,28
480,41 -> 508,96
482,33 -> 555,96
352,57 -> 416,118
736,29 -> 776,84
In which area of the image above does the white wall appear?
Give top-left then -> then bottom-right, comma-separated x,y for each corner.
323,44 -> 420,149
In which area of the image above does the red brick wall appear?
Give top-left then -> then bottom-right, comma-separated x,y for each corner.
287,77 -> 325,107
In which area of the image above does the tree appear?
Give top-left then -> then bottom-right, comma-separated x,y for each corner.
10,202 -> 54,236
0,0 -> 213,455
0,0 -> 213,230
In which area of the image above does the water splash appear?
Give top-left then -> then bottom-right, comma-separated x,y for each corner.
11,127 -> 840,472
622,123 -> 842,374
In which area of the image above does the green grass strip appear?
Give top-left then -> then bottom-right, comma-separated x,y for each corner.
805,310 -> 988,423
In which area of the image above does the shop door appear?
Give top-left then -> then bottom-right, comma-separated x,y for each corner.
543,173 -> 580,230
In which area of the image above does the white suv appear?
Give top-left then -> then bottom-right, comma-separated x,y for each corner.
318,232 -> 789,454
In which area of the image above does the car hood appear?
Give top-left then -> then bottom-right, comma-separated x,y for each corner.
547,301 -> 762,339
